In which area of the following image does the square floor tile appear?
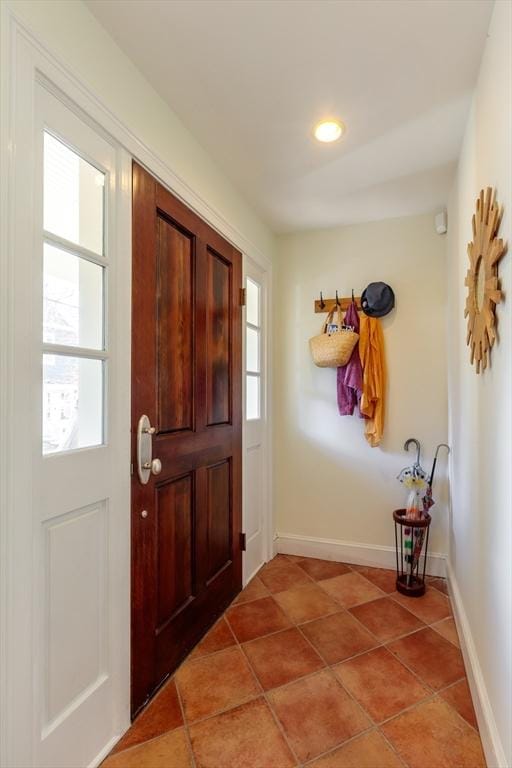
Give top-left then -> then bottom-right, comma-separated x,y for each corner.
381,697 -> 485,768
111,679 -> 183,753
440,679 -> 478,730
352,567 -> 397,594
387,627 -> 466,690
258,560 -> 312,593
175,646 -> 259,722
103,727 -> 191,768
319,572 -> 385,608
232,576 -> 269,605
308,730 -> 404,768
391,587 -> 451,624
189,697 -> 295,768
243,627 -> 324,690
268,669 -> 370,762
349,596 -> 425,642
296,558 -> 351,581
274,582 -> 340,624
432,617 -> 460,647
300,611 -> 377,664
226,596 -> 292,642
334,646 -> 430,722
188,617 -> 236,659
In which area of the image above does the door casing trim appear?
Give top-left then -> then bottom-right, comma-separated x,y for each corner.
0,7 -> 274,767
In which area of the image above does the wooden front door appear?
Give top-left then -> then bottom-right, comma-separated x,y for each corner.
131,162 -> 243,715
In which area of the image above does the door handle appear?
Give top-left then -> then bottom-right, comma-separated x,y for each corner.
137,415 -> 161,484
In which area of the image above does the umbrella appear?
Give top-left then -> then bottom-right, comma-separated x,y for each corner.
397,439 -> 429,584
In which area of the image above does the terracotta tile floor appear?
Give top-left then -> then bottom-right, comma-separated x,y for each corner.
103,555 -> 486,768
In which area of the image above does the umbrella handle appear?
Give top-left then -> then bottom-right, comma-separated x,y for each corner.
434,443 -> 450,461
404,438 -> 421,466
429,443 -> 450,487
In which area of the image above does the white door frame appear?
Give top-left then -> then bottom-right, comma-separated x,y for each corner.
243,255 -> 273,583
0,8 -> 273,767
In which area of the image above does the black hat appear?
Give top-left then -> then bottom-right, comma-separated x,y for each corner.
361,282 -> 395,317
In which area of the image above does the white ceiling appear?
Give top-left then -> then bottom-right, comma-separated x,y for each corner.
87,0 -> 493,233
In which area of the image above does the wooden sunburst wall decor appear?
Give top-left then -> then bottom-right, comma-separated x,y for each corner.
464,187 -> 507,373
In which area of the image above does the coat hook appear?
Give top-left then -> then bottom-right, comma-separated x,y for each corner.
319,291 -> 326,309
335,290 -> 340,306
351,288 -> 355,301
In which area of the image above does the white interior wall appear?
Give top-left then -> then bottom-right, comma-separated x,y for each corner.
446,1 -> 512,764
274,213 -> 449,558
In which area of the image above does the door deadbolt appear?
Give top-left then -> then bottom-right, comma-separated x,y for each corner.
137,415 -> 161,484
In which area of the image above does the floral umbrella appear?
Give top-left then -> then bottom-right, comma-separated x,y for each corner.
397,457 -> 429,585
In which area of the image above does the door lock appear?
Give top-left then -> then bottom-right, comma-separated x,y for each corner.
142,458 -> 162,475
137,415 -> 161,484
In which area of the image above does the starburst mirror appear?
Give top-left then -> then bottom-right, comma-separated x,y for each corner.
464,187 -> 507,373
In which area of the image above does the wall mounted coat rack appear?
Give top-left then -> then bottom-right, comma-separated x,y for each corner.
314,291 -> 362,313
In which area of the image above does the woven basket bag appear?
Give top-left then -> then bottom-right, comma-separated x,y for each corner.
309,306 -> 359,368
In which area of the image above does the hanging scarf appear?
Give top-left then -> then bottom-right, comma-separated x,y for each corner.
336,300 -> 363,416
359,315 -> 386,447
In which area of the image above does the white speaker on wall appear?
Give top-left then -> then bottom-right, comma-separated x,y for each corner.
435,210 -> 447,235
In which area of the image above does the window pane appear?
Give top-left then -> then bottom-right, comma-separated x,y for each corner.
44,242 -> 104,349
44,132 -> 104,255
246,326 -> 260,373
246,375 -> 260,420
43,355 -> 103,455
246,277 -> 260,327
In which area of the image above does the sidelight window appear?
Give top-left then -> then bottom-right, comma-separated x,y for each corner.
245,277 -> 261,421
42,132 -> 107,455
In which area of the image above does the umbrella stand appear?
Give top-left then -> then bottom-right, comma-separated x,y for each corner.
393,509 -> 431,596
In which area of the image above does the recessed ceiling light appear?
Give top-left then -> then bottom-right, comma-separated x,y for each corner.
314,119 -> 344,143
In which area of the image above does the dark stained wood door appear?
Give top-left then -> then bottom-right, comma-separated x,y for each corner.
131,162 -> 242,715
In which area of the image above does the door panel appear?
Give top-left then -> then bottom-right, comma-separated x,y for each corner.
156,475 -> 194,629
132,163 -> 242,715
156,216 -> 194,434
206,249 -> 231,426
206,460 -> 232,581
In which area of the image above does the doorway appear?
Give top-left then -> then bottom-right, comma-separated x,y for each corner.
131,163 -> 243,715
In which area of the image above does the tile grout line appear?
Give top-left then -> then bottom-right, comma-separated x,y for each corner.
173,677 -> 197,768
230,616 -> 304,767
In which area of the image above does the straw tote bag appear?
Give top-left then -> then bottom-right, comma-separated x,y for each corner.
309,306 -> 359,368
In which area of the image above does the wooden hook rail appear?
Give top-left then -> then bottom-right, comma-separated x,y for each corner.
315,296 -> 362,313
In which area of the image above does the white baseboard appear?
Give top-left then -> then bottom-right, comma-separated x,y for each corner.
275,532 -> 446,578
446,560 -> 508,768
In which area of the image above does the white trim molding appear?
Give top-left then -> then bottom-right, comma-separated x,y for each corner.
275,532 -> 447,578
446,560 -> 508,768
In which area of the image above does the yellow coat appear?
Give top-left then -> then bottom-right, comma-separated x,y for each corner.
359,315 -> 386,447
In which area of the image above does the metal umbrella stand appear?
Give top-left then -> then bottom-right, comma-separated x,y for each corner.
393,440 -> 449,597
394,508 -> 431,596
